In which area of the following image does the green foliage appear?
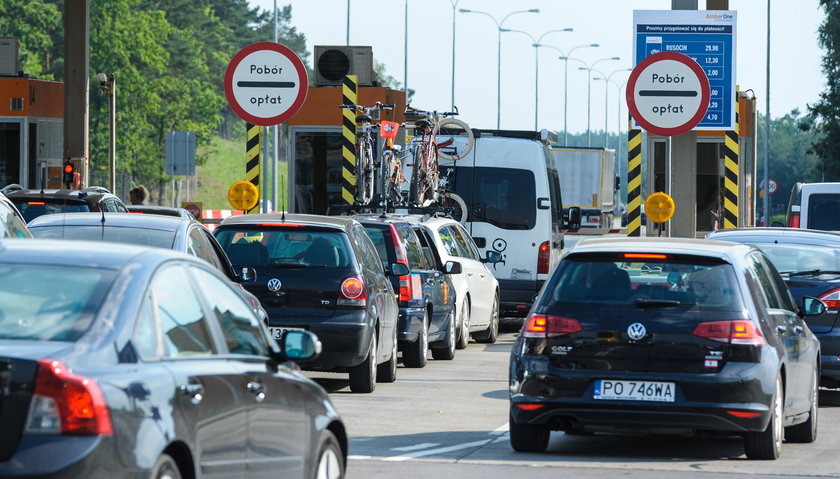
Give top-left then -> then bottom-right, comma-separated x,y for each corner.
759,109 -> 823,204
0,0 -> 60,77
805,0 -> 840,177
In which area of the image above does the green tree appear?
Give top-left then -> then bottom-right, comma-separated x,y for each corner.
759,109 -> 823,206
804,0 -> 840,178
0,0 -> 60,77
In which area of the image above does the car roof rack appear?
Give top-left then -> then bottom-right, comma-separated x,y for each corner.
0,184 -> 24,194
83,186 -> 111,194
327,202 -> 458,220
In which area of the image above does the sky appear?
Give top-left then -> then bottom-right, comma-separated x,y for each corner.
249,0 -> 825,136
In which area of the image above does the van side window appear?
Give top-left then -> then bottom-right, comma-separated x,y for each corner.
446,166 -> 537,230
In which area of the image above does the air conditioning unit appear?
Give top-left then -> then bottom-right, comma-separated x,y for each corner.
0,37 -> 20,76
314,45 -> 375,87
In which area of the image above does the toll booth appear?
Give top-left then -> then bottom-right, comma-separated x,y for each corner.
286,86 -> 406,214
0,76 -> 64,189
646,92 -> 757,236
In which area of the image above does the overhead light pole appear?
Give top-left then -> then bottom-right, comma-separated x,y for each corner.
450,0 -> 460,111
96,72 -> 116,193
575,56 -> 620,146
460,7 -> 540,129
593,68 -> 631,147
504,28 -> 574,130
556,43 -> 598,145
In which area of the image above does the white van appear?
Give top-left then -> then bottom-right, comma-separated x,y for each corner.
417,129 -> 568,322
786,182 -> 840,230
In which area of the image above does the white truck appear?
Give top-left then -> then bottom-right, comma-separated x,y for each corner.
551,146 -> 618,230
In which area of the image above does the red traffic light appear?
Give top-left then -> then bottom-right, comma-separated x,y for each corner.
63,163 -> 74,174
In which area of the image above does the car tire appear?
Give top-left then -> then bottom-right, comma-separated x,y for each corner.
786,366 -> 818,443
509,413 -> 550,452
744,374 -> 783,459
403,312 -> 428,368
455,300 -> 470,350
475,293 -> 499,344
151,453 -> 182,479
431,308 -> 456,360
349,333 -> 376,393
377,331 -> 398,383
313,430 -> 345,479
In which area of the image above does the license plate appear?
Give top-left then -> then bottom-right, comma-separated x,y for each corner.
269,327 -> 304,340
594,380 -> 675,402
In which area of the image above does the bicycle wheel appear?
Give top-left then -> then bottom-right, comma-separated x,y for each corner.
440,192 -> 467,223
356,139 -> 374,205
384,150 -> 404,206
409,142 -> 428,207
434,117 -> 475,161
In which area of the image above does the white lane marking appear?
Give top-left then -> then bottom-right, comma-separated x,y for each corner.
348,455 -> 371,460
384,439 -> 492,462
390,443 -> 441,452
489,423 -> 509,435
492,435 -> 508,444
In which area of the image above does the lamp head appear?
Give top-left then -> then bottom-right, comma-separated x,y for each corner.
590,43 -> 600,47
611,56 -> 621,60
528,8 -> 540,13
459,8 -> 471,13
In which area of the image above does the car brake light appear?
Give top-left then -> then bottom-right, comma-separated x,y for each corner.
692,320 -> 765,346
789,214 -> 800,228
819,289 -> 840,309
523,313 -> 582,338
254,223 -> 305,227
338,276 -> 367,307
389,224 -> 414,302
624,253 -> 668,260
537,241 -> 550,274
515,404 -> 545,410
26,359 -> 113,436
726,410 -> 762,418
27,201 -> 46,206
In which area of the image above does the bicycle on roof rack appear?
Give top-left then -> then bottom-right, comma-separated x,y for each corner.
339,102 -> 394,206
404,105 -> 474,211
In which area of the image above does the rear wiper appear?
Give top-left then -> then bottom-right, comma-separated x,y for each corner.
634,298 -> 692,308
786,270 -> 840,277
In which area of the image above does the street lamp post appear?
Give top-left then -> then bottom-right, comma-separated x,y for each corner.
450,0 -> 460,111
460,8 -> 539,129
556,43 -> 598,145
593,68 -> 631,147
505,28 -> 574,130
96,72 -> 116,193
575,56 -> 620,146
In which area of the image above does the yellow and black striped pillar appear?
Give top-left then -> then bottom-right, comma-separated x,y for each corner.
722,91 -> 740,228
626,117 -> 643,237
246,122 -> 260,214
341,75 -> 359,204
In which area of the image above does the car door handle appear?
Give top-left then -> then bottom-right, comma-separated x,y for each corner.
467,272 -> 474,277
793,325 -> 804,335
776,325 -> 787,334
179,383 -> 204,405
247,381 -> 266,403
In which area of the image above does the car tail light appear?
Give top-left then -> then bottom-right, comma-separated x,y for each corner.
515,404 -> 545,411
523,313 -> 582,338
692,320 -> 765,346
819,289 -> 840,309
338,275 -> 367,307
726,410 -> 762,418
537,241 -> 550,274
389,224 -> 413,302
26,359 -> 113,436
789,213 -> 800,228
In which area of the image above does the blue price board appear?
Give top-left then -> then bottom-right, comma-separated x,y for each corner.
634,10 -> 736,131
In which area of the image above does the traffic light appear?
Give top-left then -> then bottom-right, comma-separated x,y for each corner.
62,161 -> 75,185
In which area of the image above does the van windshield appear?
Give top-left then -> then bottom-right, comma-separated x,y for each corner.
806,194 -> 840,230
443,166 -> 536,230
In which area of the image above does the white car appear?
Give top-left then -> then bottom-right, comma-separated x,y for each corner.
403,214 -> 501,349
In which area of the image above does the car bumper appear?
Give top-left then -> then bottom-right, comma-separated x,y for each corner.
398,307 -> 425,344
0,435 -> 145,478
269,309 -> 372,370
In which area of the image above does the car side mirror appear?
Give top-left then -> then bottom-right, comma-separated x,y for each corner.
240,266 -> 256,283
537,197 -> 551,210
483,250 -> 503,264
389,262 -> 410,276
566,206 -> 581,230
444,260 -> 462,274
802,296 -> 827,317
277,330 -> 322,362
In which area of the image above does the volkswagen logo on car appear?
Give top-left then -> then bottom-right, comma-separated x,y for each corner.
627,322 -> 647,340
267,278 -> 282,292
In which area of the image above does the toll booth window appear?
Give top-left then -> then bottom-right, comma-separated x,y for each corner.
294,131 -> 343,214
444,166 -> 536,230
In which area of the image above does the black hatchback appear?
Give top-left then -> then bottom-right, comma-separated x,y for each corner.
1,184 -> 128,222
510,237 -> 823,460
708,227 -> 840,387
354,215 -> 460,368
214,213 -> 404,393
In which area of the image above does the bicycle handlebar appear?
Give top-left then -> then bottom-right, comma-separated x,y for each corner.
404,104 -> 459,118
339,102 -> 394,112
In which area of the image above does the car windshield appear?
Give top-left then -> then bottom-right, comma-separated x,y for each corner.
215,228 -> 351,268
13,200 -> 90,222
0,264 -> 115,342
547,255 -> 744,311
29,225 -> 177,249
746,241 -> 840,274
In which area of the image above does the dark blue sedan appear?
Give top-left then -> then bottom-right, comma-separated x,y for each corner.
0,239 -> 346,478
708,227 -> 840,387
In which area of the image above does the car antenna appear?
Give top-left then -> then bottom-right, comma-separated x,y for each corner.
280,175 -> 286,222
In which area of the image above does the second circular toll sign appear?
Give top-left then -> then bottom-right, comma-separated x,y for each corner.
645,192 -> 676,224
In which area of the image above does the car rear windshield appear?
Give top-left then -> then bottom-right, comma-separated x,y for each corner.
544,253 -> 744,311
215,227 -> 352,268
0,264 -> 115,342
741,241 -> 840,274
441,166 -> 536,230
12,199 -> 90,222
807,194 -> 840,230
29,225 -> 177,249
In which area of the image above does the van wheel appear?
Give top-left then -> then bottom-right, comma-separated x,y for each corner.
475,293 -> 499,344
349,333 -> 376,393
403,312 -> 428,368
151,453 -> 182,479
786,367 -> 818,443
744,374 -> 783,459
455,300 -> 470,350
431,309 -> 456,360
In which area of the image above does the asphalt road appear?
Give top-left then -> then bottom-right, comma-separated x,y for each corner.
306,331 -> 840,479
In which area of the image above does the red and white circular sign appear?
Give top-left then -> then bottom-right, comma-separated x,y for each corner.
626,51 -> 710,137
224,42 -> 308,126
